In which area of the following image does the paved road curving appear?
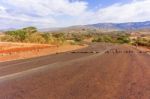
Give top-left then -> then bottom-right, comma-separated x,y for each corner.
0,43 -> 149,99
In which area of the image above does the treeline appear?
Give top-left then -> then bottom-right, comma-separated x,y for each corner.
0,27 -> 89,45
92,33 -> 131,44
0,27 -> 149,47
132,38 -> 150,47
1,27 -> 129,45
92,33 -> 150,47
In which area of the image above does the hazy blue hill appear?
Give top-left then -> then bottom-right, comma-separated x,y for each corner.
1,21 -> 150,32
87,21 -> 150,30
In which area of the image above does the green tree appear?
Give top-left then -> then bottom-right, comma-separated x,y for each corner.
6,30 -> 27,42
0,35 -> 16,42
52,33 -> 66,45
26,33 -> 45,44
42,33 -> 54,44
116,35 -> 130,44
23,26 -> 37,34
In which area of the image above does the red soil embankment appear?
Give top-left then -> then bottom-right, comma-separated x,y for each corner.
0,45 -> 55,54
0,42 -> 87,62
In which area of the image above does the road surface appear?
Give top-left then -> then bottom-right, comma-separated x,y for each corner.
0,43 -> 149,99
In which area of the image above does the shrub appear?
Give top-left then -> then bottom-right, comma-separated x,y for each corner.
5,30 -> 27,42
92,35 -> 113,43
92,34 -> 131,44
42,33 -> 54,44
71,34 -> 84,42
134,38 -> 150,47
116,35 -> 130,44
73,37 -> 83,42
25,33 -> 45,44
23,27 -> 37,34
52,33 -> 66,45
0,35 -> 16,42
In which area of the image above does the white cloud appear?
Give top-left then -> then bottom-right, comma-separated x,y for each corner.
95,0 -> 150,23
0,0 -> 87,28
76,0 -> 150,24
2,0 -> 87,16
0,0 -> 150,29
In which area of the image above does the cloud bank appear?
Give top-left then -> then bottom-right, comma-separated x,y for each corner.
0,0 -> 150,29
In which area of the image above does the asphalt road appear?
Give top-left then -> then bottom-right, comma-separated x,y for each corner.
0,43 -> 149,99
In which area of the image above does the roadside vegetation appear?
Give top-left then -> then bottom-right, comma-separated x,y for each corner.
92,33 -> 150,48
132,37 -> 150,47
0,27 -> 87,46
92,33 -> 131,44
0,27 -> 67,45
0,26 -> 149,48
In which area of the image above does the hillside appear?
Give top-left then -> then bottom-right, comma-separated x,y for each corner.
1,21 -> 150,33
86,21 -> 150,31
39,21 -> 150,33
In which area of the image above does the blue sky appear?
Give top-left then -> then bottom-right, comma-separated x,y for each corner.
87,0 -> 130,8
0,0 -> 150,29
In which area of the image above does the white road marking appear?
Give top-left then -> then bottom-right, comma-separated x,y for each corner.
0,48 -> 112,83
0,46 -> 114,69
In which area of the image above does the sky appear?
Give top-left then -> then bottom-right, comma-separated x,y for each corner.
0,0 -> 150,29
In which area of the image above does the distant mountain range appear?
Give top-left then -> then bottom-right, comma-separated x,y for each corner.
1,21 -> 150,32
40,21 -> 150,32
86,21 -> 150,30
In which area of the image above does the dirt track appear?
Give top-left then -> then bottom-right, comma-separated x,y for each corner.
0,43 -> 149,99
